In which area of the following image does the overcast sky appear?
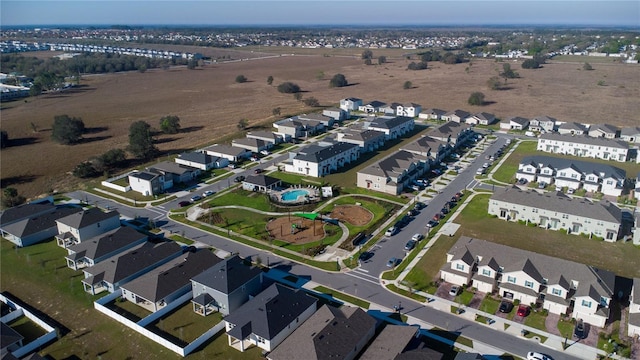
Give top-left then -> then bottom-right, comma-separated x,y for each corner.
1,1 -> 638,27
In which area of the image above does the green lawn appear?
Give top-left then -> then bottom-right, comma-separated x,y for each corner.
455,290 -> 474,306
401,234 -> 461,293
107,298 -> 153,322
478,295 -> 501,315
205,189 -> 277,212
6,316 -> 48,344
557,317 -> 574,339
146,303 -> 224,344
313,286 -> 370,309
491,140 -> 537,183
456,194 -> 640,278
523,310 -> 547,332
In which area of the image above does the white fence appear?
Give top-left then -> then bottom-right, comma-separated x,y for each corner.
101,171 -> 134,192
94,289 -> 225,357
0,293 -> 58,358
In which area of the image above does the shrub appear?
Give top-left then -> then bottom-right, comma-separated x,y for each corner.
277,82 -> 300,93
522,59 -> 541,69
329,74 -> 348,88
468,92 -> 486,106
407,61 -> 428,70
235,74 -> 247,83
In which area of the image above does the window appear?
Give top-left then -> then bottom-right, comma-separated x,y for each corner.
562,214 -> 569,219
559,172 -> 566,177
525,281 -> 534,288
507,276 -> 516,284
581,299 -> 592,308
482,269 -> 491,276
552,288 -> 562,296
532,209 -> 538,213
456,263 -> 465,271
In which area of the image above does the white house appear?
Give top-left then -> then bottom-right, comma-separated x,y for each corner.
628,278 -> 640,336
419,108 -> 446,120
203,144 -> 253,163
620,126 -> 640,144
285,142 -> 360,177
335,129 -> 386,153
537,133 -> 629,162
339,97 -> 362,112
529,115 -> 557,133
558,122 -> 588,135
396,102 -> 422,117
364,116 -> 415,140
442,109 -> 470,123
588,124 -> 619,139
55,208 -> 121,247
500,116 -> 530,130
175,151 -> 228,171
358,100 -> 386,114
465,112 -> 496,126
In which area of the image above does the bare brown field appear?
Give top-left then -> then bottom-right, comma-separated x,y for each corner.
1,51 -> 639,199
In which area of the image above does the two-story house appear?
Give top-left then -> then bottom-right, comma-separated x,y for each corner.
529,116 -> 557,133
55,208 -> 121,247
558,121 -> 589,135
358,100 -> 386,114
128,170 -> 171,196
396,103 -> 422,117
364,116 -> 415,140
628,278 -> 640,337
339,97 -> 362,112
285,142 -> 360,177
357,150 -> 429,195
64,226 -> 148,270
335,129 -> 386,153
428,121 -> 474,147
537,133 -> 629,162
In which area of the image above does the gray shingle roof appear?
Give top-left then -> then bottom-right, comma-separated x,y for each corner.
1,207 -> 78,238
149,161 -> 198,176
129,171 -> 159,181
65,226 -> 147,262
225,283 -> 317,341
558,122 -> 588,131
507,116 -> 530,126
177,151 -> 213,164
368,116 -> 413,130
121,250 -> 221,302
444,109 -> 470,118
0,201 -> 55,226
294,142 -> 358,163
55,208 -> 120,229
539,133 -> 628,149
242,175 -> 282,188
359,150 -> 427,178
191,254 -> 262,294
268,305 -> 376,360
428,121 -> 472,140
520,155 -> 626,180
359,324 -> 418,360
491,186 -> 622,223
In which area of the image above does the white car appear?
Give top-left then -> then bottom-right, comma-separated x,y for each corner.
260,150 -> 271,156
202,190 -> 215,197
526,352 -> 553,360
411,233 -> 424,241
384,227 -> 397,237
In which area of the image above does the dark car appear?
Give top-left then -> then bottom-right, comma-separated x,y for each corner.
254,168 -> 264,174
426,220 -> 439,228
499,300 -> 514,313
404,240 -> 417,251
358,251 -> 373,262
574,319 -> 588,339
407,209 -> 418,217
414,201 -> 426,210
178,201 -> 191,208
433,213 -> 443,221
234,175 -> 245,183
441,207 -> 449,214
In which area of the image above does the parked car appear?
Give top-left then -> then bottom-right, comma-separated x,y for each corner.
574,319 -> 587,339
411,233 -> 424,241
190,195 -> 202,202
202,190 -> 215,197
414,201 -> 426,210
385,227 -> 398,237
386,257 -> 400,268
517,178 -> 528,185
449,286 -> 460,296
358,251 -> 373,262
407,209 -> 418,217
404,240 -> 417,251
426,220 -> 439,228
499,300 -> 514,313
538,182 -> 547,189
517,304 -> 530,317
440,207 -> 449,214
178,201 -> 191,207
234,175 -> 245,183
526,352 -> 553,360
254,168 -> 264,174
259,150 -> 271,156
567,188 -> 575,195
432,213 -> 443,222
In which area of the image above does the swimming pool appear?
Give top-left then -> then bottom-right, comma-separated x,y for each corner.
280,189 -> 311,202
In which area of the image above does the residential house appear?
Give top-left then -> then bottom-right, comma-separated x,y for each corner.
147,161 -> 201,184
81,241 -> 183,295
203,144 -> 252,163
273,117 -> 325,139
267,305 -> 376,360
516,155 -> 626,196
418,108 -> 446,120
634,212 -> 640,245
500,116 -> 530,130
359,325 -> 420,360
428,121 -> 474,146
365,116 -> 415,140
285,142 -> 360,177
241,175 -> 282,192
465,112 -> 496,126
529,115 -> 557,133
401,135 -> 450,165
588,124 -> 620,139
635,173 -> 640,201
396,103 -> 422,118
298,113 -> 335,128
246,130 -> 288,145
335,129 -> 386,153
488,186 -> 622,241
224,283 -> 318,352
557,122 -> 588,136
65,226 -> 147,270
1,322 -> 24,356
191,254 -> 263,316
629,278 -> 640,336
55,208 -> 121,247
620,126 -> 640,144
358,100 -> 386,114
537,133 -> 629,162
175,151 -> 228,170
339,97 -> 362,112
120,250 -> 221,312
379,102 -> 401,115
442,109 -> 470,123
441,237 -> 616,327
357,150 -> 428,195
0,207 -> 78,247
322,107 -> 349,122
128,170 -> 170,196
0,199 -> 56,228
232,137 -> 272,154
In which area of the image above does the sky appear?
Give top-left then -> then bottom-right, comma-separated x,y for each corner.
1,0 -> 638,27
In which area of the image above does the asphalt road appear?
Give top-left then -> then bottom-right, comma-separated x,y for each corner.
67,133 -> 580,359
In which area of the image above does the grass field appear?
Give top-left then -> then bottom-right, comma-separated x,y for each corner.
2,49 -> 638,200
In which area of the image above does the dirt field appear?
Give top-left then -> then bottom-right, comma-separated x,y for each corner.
2,50 -> 639,199
266,217 -> 325,244
329,204 -> 373,226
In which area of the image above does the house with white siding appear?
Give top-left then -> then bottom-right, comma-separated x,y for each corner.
339,97 -> 362,112
419,108 -> 446,121
322,107 -> 349,121
401,135 -> 451,165
128,170 -> 171,196
273,117 -> 325,139
246,131 -> 288,145
428,121 -> 474,147
537,133 -> 629,162
231,137 -> 272,154
442,109 -> 470,123
363,116 -> 414,140
396,102 -> 422,117
516,156 -> 626,196
629,278 -> 640,337
175,151 -> 228,171
588,124 -> 620,139
500,116 -> 530,130
335,129 -> 386,153
55,208 -> 121,247
529,116 -> 557,133
379,102 -> 402,115
357,150 -> 428,195
358,100 -> 386,114
147,161 -> 201,185
203,144 -> 253,163
285,142 -> 360,177
558,122 -> 588,135
64,226 -> 148,270
488,186 -> 622,241
441,237 -> 616,327
297,113 -> 335,128
620,126 -> 640,144
465,112 -> 496,126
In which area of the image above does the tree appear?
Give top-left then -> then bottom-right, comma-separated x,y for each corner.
187,60 -> 197,70
293,92 -> 303,101
159,115 -> 181,134
272,107 -> 281,116
128,121 -> 157,159
407,61 -> 428,70
583,62 -> 593,71
468,92 -> 486,106
51,115 -> 85,145
361,50 -> 373,60
73,162 -> 100,178
303,97 -> 319,107
378,56 -> 387,65
487,76 -> 503,90
237,118 -> 249,130
29,83 -> 42,96
235,74 -> 247,83
1,187 -> 25,209
0,130 -> 8,148
329,73 -> 348,88
316,71 -> 325,80
500,63 -> 519,79
267,75 -> 274,85
522,59 -> 541,69
276,82 -> 300,93
99,148 -> 126,169
403,81 -> 413,89
364,58 -> 372,66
